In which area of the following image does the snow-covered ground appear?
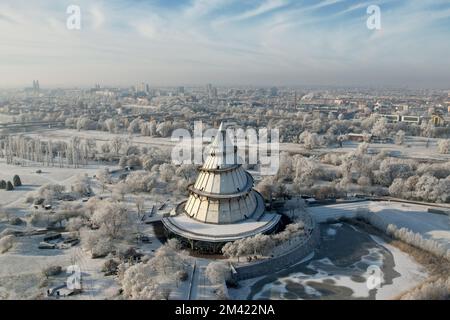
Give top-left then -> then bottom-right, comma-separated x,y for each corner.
309,201 -> 450,251
0,158 -> 105,208
320,137 -> 450,162
0,157 -> 186,300
0,235 -> 119,300
23,129 -> 450,162
0,113 -> 15,124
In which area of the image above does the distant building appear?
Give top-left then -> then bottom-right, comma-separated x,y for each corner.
347,133 -> 371,142
135,82 -> 149,94
270,87 -> 278,97
32,80 -> 40,93
206,83 -> 217,99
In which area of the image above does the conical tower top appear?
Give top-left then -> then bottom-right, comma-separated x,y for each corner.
204,122 -> 238,170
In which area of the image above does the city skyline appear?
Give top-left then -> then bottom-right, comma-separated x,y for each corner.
1,0 -> 450,88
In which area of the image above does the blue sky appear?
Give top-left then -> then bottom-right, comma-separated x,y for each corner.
1,0 -> 450,88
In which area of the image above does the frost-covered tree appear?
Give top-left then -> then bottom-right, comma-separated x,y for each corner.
395,130 -> 406,145
6,181 -> 14,191
96,168 -> 111,193
151,245 -> 184,276
71,174 -> 92,197
112,182 -> 128,201
13,175 -> 22,187
205,262 -> 231,285
104,118 -> 118,134
81,229 -> 114,258
91,201 -> 133,240
299,130 -> 320,149
156,121 -> 173,137
66,217 -> 85,232
437,139 -> 450,154
111,137 -> 123,155
256,176 -> 275,204
401,278 -> 450,300
135,196 -> 145,221
371,117 -> 389,139
121,262 -> 163,300
0,235 -> 14,253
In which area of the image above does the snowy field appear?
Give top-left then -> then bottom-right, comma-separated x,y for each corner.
320,137 -> 450,161
0,113 -> 15,124
309,201 -> 450,251
0,236 -> 119,299
235,223 -> 428,300
0,158 -> 105,209
22,129 -> 450,162
0,157 -> 186,300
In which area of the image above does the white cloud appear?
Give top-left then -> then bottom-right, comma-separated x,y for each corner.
0,0 -> 449,87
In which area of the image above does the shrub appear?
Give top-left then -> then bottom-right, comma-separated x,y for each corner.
102,259 -> 120,275
9,217 -> 24,226
401,277 -> 450,300
6,181 -> 14,191
176,270 -> 189,282
0,235 -> 15,253
13,175 -> 22,187
42,265 -> 62,277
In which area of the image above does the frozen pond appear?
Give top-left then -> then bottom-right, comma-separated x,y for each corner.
247,223 -> 427,300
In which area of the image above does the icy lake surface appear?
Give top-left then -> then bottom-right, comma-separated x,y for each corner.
247,223 -> 427,300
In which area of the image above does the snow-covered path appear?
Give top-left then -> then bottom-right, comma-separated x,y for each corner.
189,258 -> 214,300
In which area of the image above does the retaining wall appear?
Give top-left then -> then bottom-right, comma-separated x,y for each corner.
232,223 -> 320,281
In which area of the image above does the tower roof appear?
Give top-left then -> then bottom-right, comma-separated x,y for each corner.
203,122 -> 238,171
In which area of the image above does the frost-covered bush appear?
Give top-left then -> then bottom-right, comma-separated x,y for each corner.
205,262 -> 231,285
437,139 -> 450,154
401,278 -> 450,300
121,262 -> 162,299
222,221 -> 306,260
0,235 -> 15,253
42,265 -> 62,277
386,224 -> 450,260
102,259 -> 120,275
66,217 -> 86,232
355,210 -> 450,260
81,229 -> 114,258
71,175 -> 92,196
91,201 -> 133,239
355,208 -> 390,231
125,172 -> 157,193
120,243 -> 186,299
389,175 -> 450,203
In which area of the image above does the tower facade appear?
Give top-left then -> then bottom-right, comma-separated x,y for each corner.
183,123 -> 265,224
162,122 -> 280,253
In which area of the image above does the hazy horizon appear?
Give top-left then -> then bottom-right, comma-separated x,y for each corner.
1,0 -> 450,88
